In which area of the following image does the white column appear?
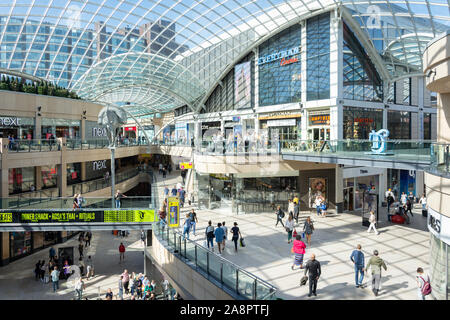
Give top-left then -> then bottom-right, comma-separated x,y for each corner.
329,9 -> 341,100
335,164 -> 343,213
254,47 -> 259,109
415,170 -> 424,197
330,105 -> 342,140
379,169 -> 387,206
301,19 -> 307,140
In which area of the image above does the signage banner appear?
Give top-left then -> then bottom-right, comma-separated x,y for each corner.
258,46 -> 300,65
309,114 -> 330,126
125,126 -> 136,132
0,209 -> 156,224
267,119 -> 297,127
180,162 -> 193,169
167,197 -> 180,228
259,112 -> 302,120
428,207 -> 450,245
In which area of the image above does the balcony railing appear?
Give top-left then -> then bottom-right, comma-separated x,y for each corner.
153,222 -> 277,300
429,143 -> 450,178
4,139 -> 61,152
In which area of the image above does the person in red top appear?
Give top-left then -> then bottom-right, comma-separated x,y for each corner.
119,242 -> 126,263
291,234 -> 306,270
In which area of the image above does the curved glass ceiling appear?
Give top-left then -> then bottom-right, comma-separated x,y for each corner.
0,0 -> 448,115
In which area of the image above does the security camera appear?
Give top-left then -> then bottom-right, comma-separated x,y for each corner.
426,69 -> 435,78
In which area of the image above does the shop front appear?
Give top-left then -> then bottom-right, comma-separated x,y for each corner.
9,231 -> 32,261
343,106 -> 383,139
0,116 -> 34,139
42,118 -> 80,139
175,122 -> 190,145
9,167 -> 35,194
123,126 -> 137,139
259,111 -> 302,147
387,169 -> 417,198
343,167 -> 383,212
307,110 -> 330,140
427,207 -> 450,300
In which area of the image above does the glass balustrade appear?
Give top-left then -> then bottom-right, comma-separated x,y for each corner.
429,143 -> 450,178
153,222 -> 277,300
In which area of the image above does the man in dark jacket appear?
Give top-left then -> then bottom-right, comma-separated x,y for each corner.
304,253 -> 321,297
350,244 -> 365,288
275,206 -> 285,227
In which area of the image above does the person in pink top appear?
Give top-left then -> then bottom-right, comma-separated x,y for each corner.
291,234 -> 306,270
121,269 -> 130,295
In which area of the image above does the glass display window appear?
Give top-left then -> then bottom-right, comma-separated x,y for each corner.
343,107 -> 383,139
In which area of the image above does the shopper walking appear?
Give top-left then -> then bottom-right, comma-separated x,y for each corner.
86,255 -> 94,280
367,211 -> 379,235
77,193 -> 84,209
122,269 -> 130,295
288,199 -> 294,215
119,242 -> 126,263
303,216 -> 314,246
75,277 -> 85,300
189,209 -> 198,236
205,221 -> 215,251
51,266 -> 60,292
129,272 -> 136,296
214,222 -> 225,254
221,221 -> 228,249
72,194 -> 79,211
275,205 -> 285,227
78,242 -> 84,259
419,194 -> 427,210
291,234 -> 306,270
385,189 -> 395,212
182,214 -> 191,240
285,213 -> 295,243
416,267 -> 432,300
314,196 -> 323,216
365,250 -> 387,296
350,244 -> 365,288
405,199 -> 414,218
49,247 -> 56,261
115,190 -> 127,208
293,200 -> 300,224
230,222 -> 242,253
304,253 -> 321,297
118,276 -> 124,300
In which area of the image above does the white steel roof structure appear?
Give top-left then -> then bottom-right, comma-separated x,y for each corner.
0,0 -> 448,116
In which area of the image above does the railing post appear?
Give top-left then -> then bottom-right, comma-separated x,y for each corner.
206,252 -> 210,275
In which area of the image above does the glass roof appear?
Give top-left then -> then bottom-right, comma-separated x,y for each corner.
0,0 -> 448,115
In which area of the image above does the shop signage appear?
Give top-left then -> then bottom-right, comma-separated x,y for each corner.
180,162 -> 193,170
92,160 -> 107,171
354,117 -> 374,123
232,116 -> 241,122
0,209 -> 156,223
125,126 -> 136,132
360,169 -> 368,174
267,119 -> 297,127
280,56 -> 299,66
259,111 -> 302,120
92,127 -> 107,137
428,207 -> 450,245
258,46 -> 300,65
201,122 -> 221,130
309,114 -> 330,125
0,116 -> 21,126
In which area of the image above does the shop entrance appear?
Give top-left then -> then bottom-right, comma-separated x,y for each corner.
308,127 -> 330,140
0,128 -> 18,138
343,187 -> 354,211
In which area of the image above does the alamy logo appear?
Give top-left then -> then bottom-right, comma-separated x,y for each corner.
366,5 -> 381,29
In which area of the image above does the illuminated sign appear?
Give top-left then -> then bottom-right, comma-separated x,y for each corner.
125,126 -> 136,132
0,209 -> 156,223
309,114 -> 330,126
258,46 -> 300,65
354,117 -> 374,123
280,56 -> 299,66
259,111 -> 302,120
0,117 -> 21,126
167,197 -> 180,228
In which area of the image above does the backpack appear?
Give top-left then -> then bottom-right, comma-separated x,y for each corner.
207,227 -> 214,239
420,276 -> 432,296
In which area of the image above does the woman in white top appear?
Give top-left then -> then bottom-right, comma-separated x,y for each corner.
419,194 -> 427,210
288,199 -> 295,216
285,213 -> 295,243
367,211 -> 379,235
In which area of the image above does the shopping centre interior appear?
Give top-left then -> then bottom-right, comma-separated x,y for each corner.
0,0 -> 449,301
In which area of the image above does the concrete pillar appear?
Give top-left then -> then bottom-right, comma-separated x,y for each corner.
1,232 -> 10,266
0,138 -> 9,201
379,169 -> 387,206
416,170 -> 424,197
81,162 -> 86,181
80,117 -> 86,140
335,164 -> 343,213
57,137 -> 67,197
34,112 -> 41,140
383,108 -> 388,129
330,9 -> 343,100
35,166 -> 43,191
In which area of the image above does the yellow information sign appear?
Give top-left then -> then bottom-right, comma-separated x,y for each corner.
167,197 -> 180,228
179,162 -> 193,169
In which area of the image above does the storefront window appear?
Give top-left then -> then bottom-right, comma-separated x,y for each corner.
67,163 -> 82,185
41,165 -> 58,189
9,232 -> 32,258
0,116 -> 34,139
9,167 -> 35,194
343,107 -> 383,139
307,13 -> 330,101
259,24 -> 302,106
387,111 -> 411,139
42,118 -> 80,139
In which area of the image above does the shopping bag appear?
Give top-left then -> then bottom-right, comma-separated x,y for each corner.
302,232 -> 305,238
240,237 -> 246,247
293,229 -> 298,238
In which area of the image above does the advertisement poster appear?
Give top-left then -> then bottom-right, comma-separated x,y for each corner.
175,123 -> 188,144
168,196 -> 180,228
308,177 -> 327,208
234,62 -> 251,109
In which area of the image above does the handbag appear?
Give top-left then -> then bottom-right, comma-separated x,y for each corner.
300,275 -> 308,286
302,232 -> 305,238
240,237 -> 246,247
293,229 -> 298,238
